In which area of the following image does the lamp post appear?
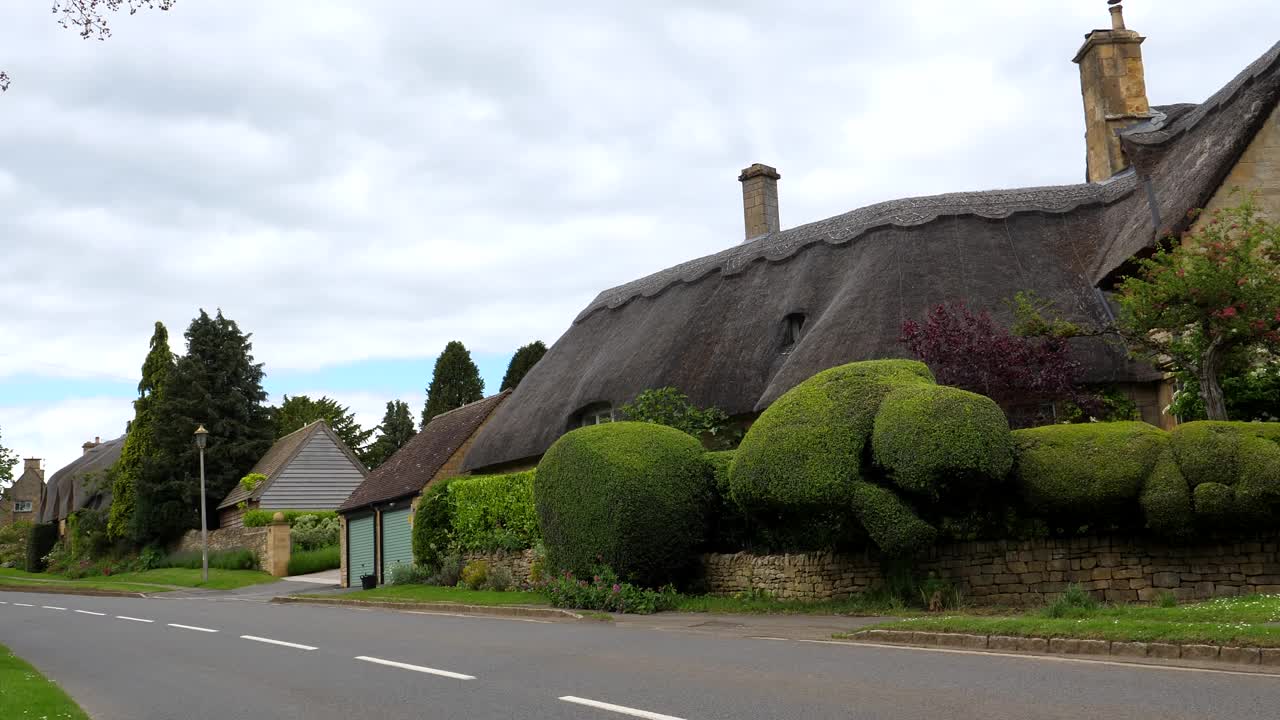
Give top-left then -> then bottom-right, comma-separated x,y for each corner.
194,424 -> 209,583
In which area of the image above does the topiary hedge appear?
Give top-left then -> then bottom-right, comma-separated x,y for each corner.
849,481 -> 937,556
449,470 -> 540,552
1012,422 -> 1166,525
1139,450 -> 1193,537
412,477 -> 458,569
872,383 -> 1013,499
535,422 -> 709,586
729,359 -> 934,512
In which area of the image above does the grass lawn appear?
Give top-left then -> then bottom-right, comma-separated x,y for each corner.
852,594 -> 1280,647
0,567 -> 275,592
320,584 -> 549,606
0,642 -> 89,720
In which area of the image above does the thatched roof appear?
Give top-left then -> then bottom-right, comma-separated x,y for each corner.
38,436 -> 124,523
462,41 -> 1280,472
339,391 -> 508,513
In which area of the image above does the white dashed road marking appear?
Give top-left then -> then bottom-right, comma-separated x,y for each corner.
117,616 -> 153,623
14,603 -> 33,607
41,605 -> 67,610
559,696 -> 688,720
168,623 -> 218,633
240,635 -> 317,651
354,656 -> 475,680
75,610 -> 106,616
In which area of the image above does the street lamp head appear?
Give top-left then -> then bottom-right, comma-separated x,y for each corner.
193,424 -> 209,450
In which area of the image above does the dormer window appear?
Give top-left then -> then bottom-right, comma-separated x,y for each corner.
572,402 -> 614,429
782,313 -> 806,352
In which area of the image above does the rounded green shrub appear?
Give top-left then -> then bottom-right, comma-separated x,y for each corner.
729,360 -> 934,512
849,482 -> 937,556
1171,422 -> 1244,487
1012,422 -> 1166,523
412,477 -> 458,569
1139,450 -> 1193,537
1232,436 -> 1280,519
535,422 -> 709,586
1193,482 -> 1236,520
872,384 -> 1013,498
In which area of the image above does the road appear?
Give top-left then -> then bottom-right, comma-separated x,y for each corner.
2,588 -> 1280,720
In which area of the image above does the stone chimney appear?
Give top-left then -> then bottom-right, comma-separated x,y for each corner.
739,163 -> 781,241
23,458 -> 44,481
82,437 -> 101,456
1073,2 -> 1153,183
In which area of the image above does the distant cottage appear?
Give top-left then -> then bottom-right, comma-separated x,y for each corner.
0,458 -> 45,528
463,6 -> 1280,474
217,420 -> 367,528
39,436 -> 124,534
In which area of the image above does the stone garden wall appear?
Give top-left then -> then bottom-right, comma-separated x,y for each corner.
463,549 -> 537,585
175,525 -> 269,567
701,535 -> 1280,605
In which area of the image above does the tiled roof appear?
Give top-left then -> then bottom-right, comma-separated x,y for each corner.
338,391 -> 509,512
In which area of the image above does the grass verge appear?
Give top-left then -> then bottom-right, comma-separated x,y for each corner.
314,584 -> 548,606
673,592 -> 897,616
0,567 -> 275,592
0,642 -> 89,720
850,594 -> 1280,648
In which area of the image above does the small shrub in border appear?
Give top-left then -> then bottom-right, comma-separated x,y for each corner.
386,562 -> 434,585
541,565 -> 678,615
412,478 -> 458,569
461,559 -> 489,590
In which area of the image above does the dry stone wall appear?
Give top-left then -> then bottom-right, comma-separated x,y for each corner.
175,525 -> 268,566
701,535 -> 1280,604
462,549 -> 537,585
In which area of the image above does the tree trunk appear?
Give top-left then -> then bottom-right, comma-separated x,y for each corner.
1199,341 -> 1229,421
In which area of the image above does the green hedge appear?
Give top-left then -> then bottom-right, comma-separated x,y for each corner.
1139,450 -> 1193,536
1235,436 -> 1280,516
449,470 -> 540,552
159,548 -> 258,570
287,546 -> 340,576
1013,422 -> 1166,524
412,478 -> 458,569
730,360 -> 934,512
1193,482 -> 1236,520
25,523 -> 58,573
849,481 -> 937,556
242,509 -> 337,527
535,422 -> 709,586
872,384 -> 1013,499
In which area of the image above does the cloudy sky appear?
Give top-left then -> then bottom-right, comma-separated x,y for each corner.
1,0 -> 1276,479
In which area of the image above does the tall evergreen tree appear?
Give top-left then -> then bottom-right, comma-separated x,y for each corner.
421,341 -> 484,427
271,395 -> 374,458
500,340 -> 547,391
108,321 -> 174,541
133,309 -> 273,544
364,400 -> 418,469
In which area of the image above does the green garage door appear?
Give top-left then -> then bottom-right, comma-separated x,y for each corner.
347,512 -> 376,587
381,507 -> 414,579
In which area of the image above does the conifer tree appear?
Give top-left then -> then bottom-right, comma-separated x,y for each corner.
108,321 -> 174,541
421,341 -> 484,427
133,309 -> 273,544
364,400 -> 418,469
500,340 -> 547,391
272,395 -> 373,458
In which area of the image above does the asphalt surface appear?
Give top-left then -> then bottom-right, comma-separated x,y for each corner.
3,589 -> 1280,720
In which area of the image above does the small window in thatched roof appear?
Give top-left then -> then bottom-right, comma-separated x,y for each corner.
571,402 -> 614,430
782,313 -> 806,353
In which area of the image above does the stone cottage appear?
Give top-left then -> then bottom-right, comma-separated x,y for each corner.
462,5 -> 1280,475
0,458 -> 45,528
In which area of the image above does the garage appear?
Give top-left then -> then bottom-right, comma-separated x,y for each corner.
346,512 -> 376,588
380,504 -> 414,579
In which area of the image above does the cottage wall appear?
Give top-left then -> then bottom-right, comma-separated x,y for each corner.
1199,102 -> 1280,223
